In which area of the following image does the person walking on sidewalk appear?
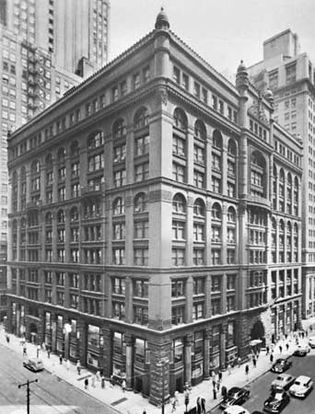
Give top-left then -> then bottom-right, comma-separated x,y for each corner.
212,378 -> 216,390
84,378 -> 89,390
237,356 -> 241,368
59,354 -> 63,365
221,385 -> 227,400
5,334 -> 10,344
227,363 -> 232,375
253,357 -> 256,368
245,364 -> 249,377
122,379 -> 126,393
213,387 -> 217,400
266,346 -> 270,355
76,360 -> 81,376
279,345 -> 283,354
47,346 -> 51,359
218,370 -> 223,383
91,375 -> 96,388
36,344 -> 41,358
286,343 -> 289,352
23,344 -> 27,357
270,353 -> 274,364
101,375 -> 105,389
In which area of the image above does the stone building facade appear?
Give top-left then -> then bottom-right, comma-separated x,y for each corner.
6,10 -> 303,405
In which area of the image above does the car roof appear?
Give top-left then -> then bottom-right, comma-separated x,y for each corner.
229,387 -> 241,393
295,375 -> 311,383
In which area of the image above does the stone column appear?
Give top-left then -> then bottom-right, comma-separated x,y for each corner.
220,323 -> 227,368
184,334 -> 193,387
221,203 -> 227,264
186,196 -> 194,267
125,276 -> 133,323
186,127 -> 194,185
203,329 -> 211,379
205,274 -> 212,318
125,334 -> 134,390
221,143 -> 228,196
185,276 -> 193,323
149,337 -> 171,406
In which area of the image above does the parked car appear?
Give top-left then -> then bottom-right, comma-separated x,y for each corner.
220,387 -> 250,409
222,406 -> 250,414
263,389 -> 290,413
293,345 -> 310,356
251,412 -> 264,414
289,375 -> 313,398
308,336 -> 315,348
23,358 -> 44,372
270,358 -> 292,373
271,373 -> 295,390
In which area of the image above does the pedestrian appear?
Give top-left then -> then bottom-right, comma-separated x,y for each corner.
217,381 -> 220,392
59,354 -> 63,364
47,346 -> 51,359
221,385 -> 227,399
174,390 -> 179,405
201,397 -> 206,414
285,333 -> 288,340
122,379 -> 126,393
101,375 -> 105,389
171,397 -> 177,412
227,363 -> 232,375
66,359 -> 70,371
84,378 -> 89,390
41,342 -> 46,351
36,344 -> 41,358
245,364 -> 249,376
286,343 -> 289,351
218,370 -> 222,383
76,360 -> 81,375
213,387 -> 217,400
196,396 -> 201,414
270,353 -> 274,364
23,344 -> 27,357
91,375 -> 96,388
212,378 -> 216,389
6,334 -> 10,344
279,345 -> 283,354
253,357 -> 256,368
96,370 -> 101,381
237,356 -> 241,367
266,346 -> 270,355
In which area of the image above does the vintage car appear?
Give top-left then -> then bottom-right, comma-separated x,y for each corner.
23,358 -> 44,372
308,336 -> 315,348
263,389 -> 290,413
293,345 -> 311,356
289,375 -> 313,398
270,358 -> 292,373
271,373 -> 295,390
222,406 -> 250,414
220,387 -> 250,409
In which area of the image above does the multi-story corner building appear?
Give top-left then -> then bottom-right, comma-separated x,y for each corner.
248,29 -> 315,322
6,10 -> 303,405
1,0 -> 109,76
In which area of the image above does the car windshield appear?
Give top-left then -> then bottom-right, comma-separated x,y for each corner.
274,392 -> 283,400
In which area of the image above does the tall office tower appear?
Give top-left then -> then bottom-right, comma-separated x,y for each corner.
3,0 -> 109,76
6,10 -> 303,405
0,0 -> 110,318
248,29 -> 315,323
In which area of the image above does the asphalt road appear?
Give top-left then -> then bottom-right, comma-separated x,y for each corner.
211,349 -> 315,414
0,342 -> 116,414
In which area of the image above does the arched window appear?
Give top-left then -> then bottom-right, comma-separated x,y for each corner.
57,147 -> 66,163
213,130 -> 223,149
134,193 -> 147,213
45,212 -> 53,225
57,210 -> 65,224
193,198 -> 205,217
211,202 -> 222,220
70,140 -> 80,157
134,107 -> 149,129
173,108 -> 187,130
194,120 -> 206,140
113,119 -> 126,139
113,197 -> 124,215
227,139 -> 237,156
31,160 -> 40,174
250,150 -> 266,197
70,207 -> 79,222
88,131 -> 104,149
172,193 -> 186,213
227,206 -> 236,222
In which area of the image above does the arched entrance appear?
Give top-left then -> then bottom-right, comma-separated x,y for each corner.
250,320 -> 265,347
29,322 -> 38,344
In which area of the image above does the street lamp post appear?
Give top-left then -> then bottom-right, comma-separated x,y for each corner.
18,379 -> 38,414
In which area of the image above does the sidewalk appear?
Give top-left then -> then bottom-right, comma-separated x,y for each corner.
1,326 -> 308,414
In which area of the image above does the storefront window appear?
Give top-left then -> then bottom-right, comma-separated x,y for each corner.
135,338 -> 150,364
173,338 -> 183,363
226,321 -> 235,349
193,331 -> 204,360
87,324 -> 100,348
112,332 -> 126,377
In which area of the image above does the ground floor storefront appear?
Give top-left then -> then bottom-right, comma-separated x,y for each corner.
6,297 -> 301,406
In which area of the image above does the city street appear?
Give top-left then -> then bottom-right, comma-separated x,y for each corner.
210,350 -> 315,413
0,342 -> 115,414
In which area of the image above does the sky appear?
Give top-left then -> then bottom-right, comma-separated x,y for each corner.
109,0 -> 315,80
